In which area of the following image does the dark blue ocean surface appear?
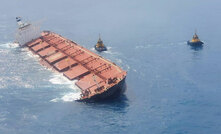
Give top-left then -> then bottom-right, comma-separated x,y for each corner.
1,0 -> 221,133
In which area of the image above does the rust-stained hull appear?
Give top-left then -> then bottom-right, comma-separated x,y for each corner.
25,31 -> 127,101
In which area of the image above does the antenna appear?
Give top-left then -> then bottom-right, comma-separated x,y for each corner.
195,29 -> 197,35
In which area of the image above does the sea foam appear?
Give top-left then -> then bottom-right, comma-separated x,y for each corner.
0,42 -> 19,49
49,74 -> 81,102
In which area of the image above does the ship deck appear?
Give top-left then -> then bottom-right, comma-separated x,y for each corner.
26,31 -> 126,100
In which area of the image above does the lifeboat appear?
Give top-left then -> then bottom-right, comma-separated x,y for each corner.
187,32 -> 204,46
94,35 -> 107,52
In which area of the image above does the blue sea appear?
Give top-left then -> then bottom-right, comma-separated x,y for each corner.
1,0 -> 221,133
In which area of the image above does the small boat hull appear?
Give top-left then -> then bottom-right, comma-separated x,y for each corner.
187,41 -> 204,46
94,45 -> 107,52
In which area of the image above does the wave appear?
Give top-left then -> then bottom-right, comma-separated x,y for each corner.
25,49 -> 39,58
0,42 -> 81,102
49,74 -> 77,86
49,74 -> 81,102
51,92 -> 81,102
135,44 -> 153,49
103,47 -> 122,55
61,92 -> 81,102
0,75 -> 34,89
50,91 -> 81,102
0,42 -> 19,49
0,111 -> 8,122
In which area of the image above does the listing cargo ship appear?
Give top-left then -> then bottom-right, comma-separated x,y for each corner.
15,17 -> 127,101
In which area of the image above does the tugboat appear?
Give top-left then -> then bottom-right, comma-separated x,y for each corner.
94,34 -> 107,52
187,32 -> 204,46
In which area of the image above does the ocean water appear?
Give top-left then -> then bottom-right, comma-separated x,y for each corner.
1,0 -> 221,133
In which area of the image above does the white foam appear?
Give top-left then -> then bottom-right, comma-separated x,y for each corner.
25,49 -> 39,59
24,83 -> 34,88
107,46 -> 112,50
90,47 -> 95,51
32,115 -> 38,120
49,74 -> 76,86
50,98 -> 59,102
135,45 -> 152,49
90,46 -> 111,52
61,92 -> 81,102
0,111 -> 7,122
116,59 -> 122,64
51,91 -> 81,102
0,42 -> 19,49
22,114 -> 38,120
178,41 -> 187,45
49,74 -> 80,90
104,50 -> 114,54
49,74 -> 81,102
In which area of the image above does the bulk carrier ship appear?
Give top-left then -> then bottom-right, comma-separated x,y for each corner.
15,17 -> 127,101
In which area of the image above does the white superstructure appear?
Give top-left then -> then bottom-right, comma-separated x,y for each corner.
15,17 -> 41,46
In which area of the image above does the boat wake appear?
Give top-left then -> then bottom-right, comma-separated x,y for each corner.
135,41 -> 187,49
103,47 -> 121,55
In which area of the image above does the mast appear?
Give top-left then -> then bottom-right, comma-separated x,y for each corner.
99,33 -> 101,40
